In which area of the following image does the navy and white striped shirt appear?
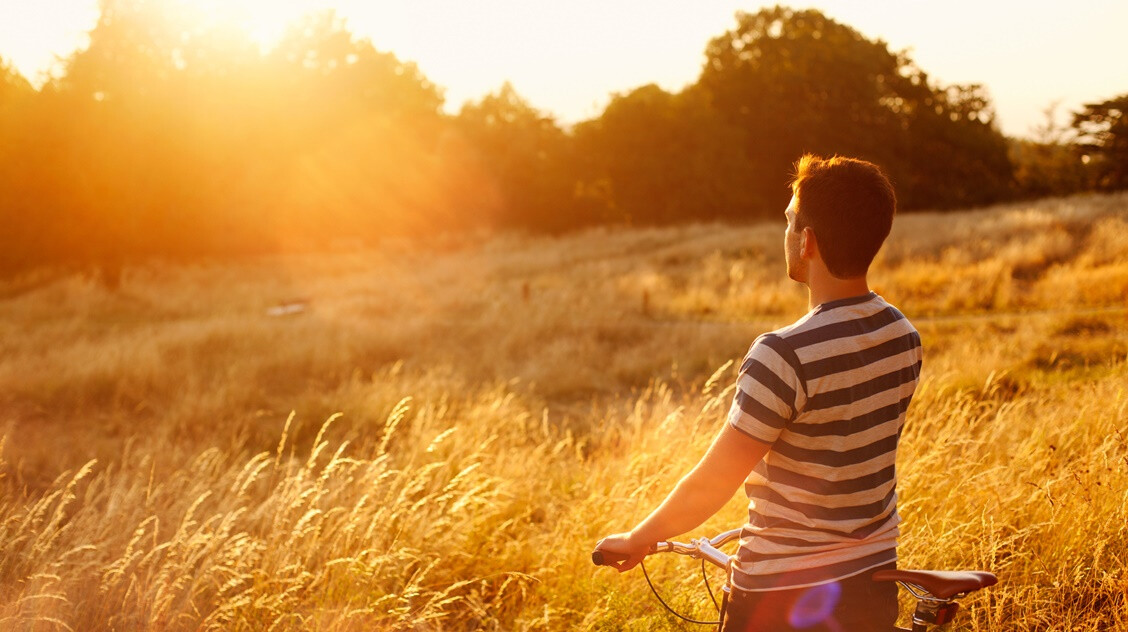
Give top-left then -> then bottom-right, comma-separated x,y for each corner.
727,292 -> 922,592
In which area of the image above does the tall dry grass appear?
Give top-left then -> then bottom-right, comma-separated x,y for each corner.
0,192 -> 1126,630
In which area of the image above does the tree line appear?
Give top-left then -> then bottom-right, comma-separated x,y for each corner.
1,2 -> 1124,275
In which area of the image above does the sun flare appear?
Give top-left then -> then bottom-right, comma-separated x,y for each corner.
177,0 -> 321,50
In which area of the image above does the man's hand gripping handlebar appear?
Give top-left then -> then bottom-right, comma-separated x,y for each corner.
593,529 -> 742,572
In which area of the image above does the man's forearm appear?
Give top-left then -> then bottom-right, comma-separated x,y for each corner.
594,425 -> 770,570
626,424 -> 771,547
629,473 -> 734,545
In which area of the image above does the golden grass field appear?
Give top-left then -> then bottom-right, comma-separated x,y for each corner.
1,192 -> 1126,630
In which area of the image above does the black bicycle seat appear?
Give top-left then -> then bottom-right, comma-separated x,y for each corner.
871,569 -> 998,600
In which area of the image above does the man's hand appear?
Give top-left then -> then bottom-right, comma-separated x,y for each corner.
594,531 -> 650,572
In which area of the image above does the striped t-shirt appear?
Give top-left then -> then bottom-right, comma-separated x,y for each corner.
727,292 -> 922,592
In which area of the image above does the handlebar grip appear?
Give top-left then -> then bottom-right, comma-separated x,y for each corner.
591,549 -> 632,566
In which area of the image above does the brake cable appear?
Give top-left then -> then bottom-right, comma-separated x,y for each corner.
639,558 -> 721,626
702,558 -> 720,611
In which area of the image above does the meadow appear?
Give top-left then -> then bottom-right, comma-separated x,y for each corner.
1,192 -> 1126,630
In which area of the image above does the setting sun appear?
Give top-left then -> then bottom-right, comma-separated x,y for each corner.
176,0 -> 319,49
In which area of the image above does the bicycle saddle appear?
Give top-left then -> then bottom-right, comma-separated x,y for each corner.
871,569 -> 998,600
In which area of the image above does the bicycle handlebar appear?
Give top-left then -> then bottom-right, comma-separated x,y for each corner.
592,528 -> 742,569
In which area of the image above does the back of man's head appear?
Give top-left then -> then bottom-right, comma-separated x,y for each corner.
789,155 -> 896,279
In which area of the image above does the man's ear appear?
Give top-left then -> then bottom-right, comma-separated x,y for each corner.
801,227 -> 819,259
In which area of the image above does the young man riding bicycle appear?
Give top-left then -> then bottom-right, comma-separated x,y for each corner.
596,155 -> 921,631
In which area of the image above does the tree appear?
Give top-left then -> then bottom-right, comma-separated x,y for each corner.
43,0 -> 253,263
455,83 -> 588,231
3,0 -> 458,270
253,10 -> 455,243
0,59 -> 39,273
1010,102 -> 1089,198
266,10 -> 444,142
698,6 -> 1013,212
1072,93 -> 1128,191
574,84 -> 753,224
0,57 -> 32,103
898,82 -> 1014,207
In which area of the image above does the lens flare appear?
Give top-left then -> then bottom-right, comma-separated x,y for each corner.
787,581 -> 842,628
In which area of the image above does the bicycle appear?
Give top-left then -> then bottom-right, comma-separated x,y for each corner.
593,528 -> 997,631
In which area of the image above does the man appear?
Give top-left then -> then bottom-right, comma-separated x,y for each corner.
595,155 -> 922,631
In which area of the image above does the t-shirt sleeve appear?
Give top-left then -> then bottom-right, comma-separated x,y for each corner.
726,333 -> 805,445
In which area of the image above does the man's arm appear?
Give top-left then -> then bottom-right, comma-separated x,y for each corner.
595,423 -> 772,571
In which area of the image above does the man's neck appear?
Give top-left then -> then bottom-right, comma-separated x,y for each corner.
806,269 -> 871,311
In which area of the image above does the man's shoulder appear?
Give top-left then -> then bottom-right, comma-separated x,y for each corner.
767,294 -> 918,351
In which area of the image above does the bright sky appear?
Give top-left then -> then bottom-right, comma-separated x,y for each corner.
2,0 -> 1126,139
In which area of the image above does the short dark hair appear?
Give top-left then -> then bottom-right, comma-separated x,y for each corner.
789,154 -> 896,278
